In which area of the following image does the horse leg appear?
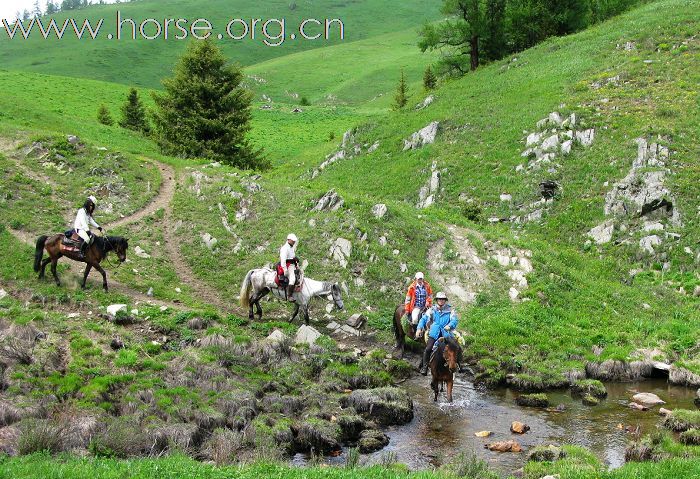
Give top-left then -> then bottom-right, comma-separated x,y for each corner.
248,292 -> 258,319
303,305 -> 310,325
256,289 -> 268,319
50,259 -> 61,286
82,264 -> 93,289
289,302 -> 300,323
431,379 -> 438,402
447,378 -> 454,403
94,264 -> 108,292
39,258 -> 51,279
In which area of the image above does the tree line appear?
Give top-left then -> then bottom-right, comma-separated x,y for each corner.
16,0 -> 134,20
419,0 -> 645,75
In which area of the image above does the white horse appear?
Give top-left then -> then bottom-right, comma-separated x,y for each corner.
239,268 -> 344,324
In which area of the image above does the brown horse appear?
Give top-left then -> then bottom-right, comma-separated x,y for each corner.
429,336 -> 461,402
34,234 -> 128,291
392,304 -> 427,358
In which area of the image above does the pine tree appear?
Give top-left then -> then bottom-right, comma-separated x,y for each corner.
152,39 -> 266,169
119,88 -> 150,133
97,104 -> 113,126
393,70 -> 408,110
46,1 -> 57,15
423,65 -> 437,90
33,1 -> 42,18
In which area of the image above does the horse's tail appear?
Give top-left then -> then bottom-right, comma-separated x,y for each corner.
34,236 -> 48,272
239,269 -> 253,309
392,304 -> 405,348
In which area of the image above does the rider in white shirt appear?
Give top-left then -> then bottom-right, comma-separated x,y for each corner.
74,196 -> 101,258
280,233 -> 298,301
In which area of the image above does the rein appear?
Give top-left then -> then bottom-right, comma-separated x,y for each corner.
101,235 -> 122,269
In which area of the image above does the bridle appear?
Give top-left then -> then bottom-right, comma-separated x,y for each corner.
101,235 -> 123,269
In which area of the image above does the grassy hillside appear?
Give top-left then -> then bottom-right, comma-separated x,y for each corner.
0,0 -> 441,90
0,0 -> 698,474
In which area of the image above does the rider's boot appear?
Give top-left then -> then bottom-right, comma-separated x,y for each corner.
79,241 -> 88,259
287,284 -> 296,302
420,347 -> 430,376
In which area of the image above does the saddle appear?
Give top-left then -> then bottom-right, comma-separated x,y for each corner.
274,262 -> 303,291
62,229 -> 82,247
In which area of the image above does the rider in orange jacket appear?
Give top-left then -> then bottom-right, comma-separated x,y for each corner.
404,272 -> 433,329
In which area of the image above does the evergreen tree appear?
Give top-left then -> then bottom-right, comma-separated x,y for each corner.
97,104 -> 113,126
152,39 -> 266,169
119,88 -> 150,133
423,65 -> 437,90
46,1 -> 57,14
33,1 -> 43,17
483,0 -> 507,61
393,70 -> 408,110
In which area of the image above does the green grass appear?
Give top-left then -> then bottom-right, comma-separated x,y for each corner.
0,0 -> 442,90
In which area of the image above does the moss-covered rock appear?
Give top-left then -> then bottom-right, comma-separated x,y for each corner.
527,444 -> 566,462
571,379 -> 607,398
582,393 -> 599,406
680,428 -> 700,446
663,409 -> 700,432
358,429 -> 389,453
340,387 -> 413,426
338,415 -> 366,442
292,418 -> 341,453
515,393 -> 549,408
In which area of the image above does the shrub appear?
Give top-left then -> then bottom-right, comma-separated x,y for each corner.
18,419 -> 65,455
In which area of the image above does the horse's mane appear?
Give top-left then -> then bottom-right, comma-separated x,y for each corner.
94,235 -> 127,254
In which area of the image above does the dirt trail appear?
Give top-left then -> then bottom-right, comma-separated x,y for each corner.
106,162 -> 175,229
160,168 -> 235,313
2,136 -> 235,313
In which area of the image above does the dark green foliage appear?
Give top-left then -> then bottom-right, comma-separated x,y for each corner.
423,65 -> 437,90
119,88 -> 150,134
97,104 -> 113,126
300,96 -> 310,106
393,70 -> 408,110
515,393 -> 549,408
152,39 -> 267,170
680,429 -> 700,446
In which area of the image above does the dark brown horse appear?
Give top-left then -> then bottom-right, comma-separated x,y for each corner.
392,304 -> 427,358
429,336 -> 461,402
34,234 -> 128,291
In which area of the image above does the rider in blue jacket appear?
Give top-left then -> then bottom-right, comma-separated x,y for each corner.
416,291 -> 458,376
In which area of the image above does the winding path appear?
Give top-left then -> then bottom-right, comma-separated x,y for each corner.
2,139 -> 237,314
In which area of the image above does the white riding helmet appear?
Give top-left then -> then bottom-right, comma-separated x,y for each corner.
415,272 -> 424,280
88,195 -> 97,205
287,233 -> 298,242
435,291 -> 448,300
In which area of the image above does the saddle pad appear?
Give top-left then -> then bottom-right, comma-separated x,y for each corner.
60,243 -> 80,254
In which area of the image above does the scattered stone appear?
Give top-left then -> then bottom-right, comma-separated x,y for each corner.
633,393 -> 665,406
346,314 -> 366,329
510,421 -> 530,434
500,194 -> 512,202
106,304 -> 127,316
474,431 -> 492,438
146,287 -> 154,297
314,190 -> 344,211
201,232 -> 218,250
266,329 -> 288,344
639,235 -> 661,254
485,440 -> 522,453
0,289 -> 7,301
67,135 -> 80,145
339,325 -> 361,337
417,161 -> 441,209
295,325 -> 321,345
575,129 -> 595,146
416,95 -> 435,110
540,180 -> 559,199
629,402 -> 649,411
587,220 -> 615,245
659,408 -> 672,417
527,445 -> 565,462
134,246 -> 151,259
372,204 -> 388,219
403,121 -> 440,151
516,393 -> 549,408
326,322 -> 340,331
330,238 -> 352,268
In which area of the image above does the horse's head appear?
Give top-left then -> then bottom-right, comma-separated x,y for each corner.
113,237 -> 128,263
442,337 -> 461,373
331,282 -> 344,310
